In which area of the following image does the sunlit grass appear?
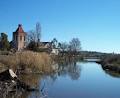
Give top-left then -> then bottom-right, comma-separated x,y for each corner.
0,51 -> 54,74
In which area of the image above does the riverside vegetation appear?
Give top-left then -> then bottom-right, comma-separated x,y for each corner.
97,54 -> 120,74
0,51 -> 54,74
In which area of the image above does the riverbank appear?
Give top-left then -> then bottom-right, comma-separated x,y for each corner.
96,54 -> 120,73
0,51 -> 54,74
52,52 -> 84,63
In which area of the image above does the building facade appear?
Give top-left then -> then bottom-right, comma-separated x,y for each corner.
39,42 -> 59,55
12,24 -> 26,51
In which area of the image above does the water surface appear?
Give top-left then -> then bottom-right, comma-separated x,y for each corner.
41,62 -> 120,98
4,61 -> 120,98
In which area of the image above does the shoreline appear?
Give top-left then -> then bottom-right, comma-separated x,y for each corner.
96,60 -> 120,73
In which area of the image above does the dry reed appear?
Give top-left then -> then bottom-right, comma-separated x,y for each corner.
0,51 -> 53,73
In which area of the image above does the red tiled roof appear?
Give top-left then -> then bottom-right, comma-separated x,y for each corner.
15,24 -> 25,33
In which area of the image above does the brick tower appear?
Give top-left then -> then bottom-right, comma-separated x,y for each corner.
13,24 -> 26,51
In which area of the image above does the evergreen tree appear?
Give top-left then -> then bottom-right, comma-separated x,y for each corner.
0,33 -> 10,51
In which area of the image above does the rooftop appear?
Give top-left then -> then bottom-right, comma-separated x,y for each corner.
14,24 -> 25,34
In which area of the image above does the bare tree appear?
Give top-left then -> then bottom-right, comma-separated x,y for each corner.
58,42 -> 69,51
69,38 -> 81,52
26,22 -> 41,46
30,30 -> 37,42
51,38 -> 58,48
36,22 -> 41,42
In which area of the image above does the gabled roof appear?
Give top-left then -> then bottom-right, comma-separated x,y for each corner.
14,24 -> 25,34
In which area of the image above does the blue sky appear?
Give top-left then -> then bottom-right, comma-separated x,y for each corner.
0,0 -> 120,53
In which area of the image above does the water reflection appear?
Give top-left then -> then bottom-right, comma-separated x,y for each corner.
44,62 -> 120,98
105,70 -> 120,78
18,74 -> 41,87
101,66 -> 120,78
57,60 -> 81,80
0,60 -> 81,98
103,69 -> 120,78
49,60 -> 81,82
2,60 -> 120,98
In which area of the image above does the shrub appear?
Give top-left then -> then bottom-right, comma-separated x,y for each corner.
102,55 -> 120,65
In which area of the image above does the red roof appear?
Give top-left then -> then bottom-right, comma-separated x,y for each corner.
15,24 -> 25,33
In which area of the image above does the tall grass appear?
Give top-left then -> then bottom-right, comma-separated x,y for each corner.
0,51 -> 54,74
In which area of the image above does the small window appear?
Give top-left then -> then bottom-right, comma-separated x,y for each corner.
20,36 -> 22,41
16,36 -> 17,41
24,36 -> 25,41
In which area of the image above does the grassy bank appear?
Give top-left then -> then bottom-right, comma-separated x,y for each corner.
100,55 -> 120,66
0,51 -> 54,74
97,54 -> 120,73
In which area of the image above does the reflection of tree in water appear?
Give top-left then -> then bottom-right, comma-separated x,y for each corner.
103,69 -> 120,78
50,58 -> 81,81
18,74 -> 45,98
101,65 -> 120,78
67,62 -> 81,80
0,59 -> 81,98
50,73 -> 58,82
18,74 -> 42,87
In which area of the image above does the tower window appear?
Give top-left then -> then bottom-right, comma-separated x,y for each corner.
16,36 -> 17,41
24,36 -> 25,41
20,36 -> 22,41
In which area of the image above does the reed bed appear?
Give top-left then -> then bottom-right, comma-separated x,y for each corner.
0,51 -> 54,74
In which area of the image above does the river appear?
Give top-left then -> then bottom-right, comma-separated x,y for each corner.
4,61 -> 120,98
